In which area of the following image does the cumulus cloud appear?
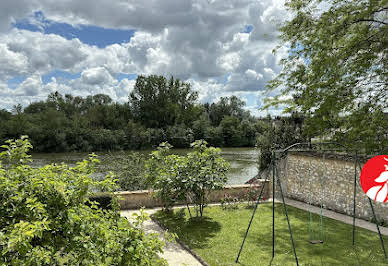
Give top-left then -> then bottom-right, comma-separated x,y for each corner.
81,67 -> 114,85
0,29 -> 88,76
0,0 -> 288,115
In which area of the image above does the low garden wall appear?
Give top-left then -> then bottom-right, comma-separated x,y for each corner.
275,152 -> 388,223
116,181 -> 269,210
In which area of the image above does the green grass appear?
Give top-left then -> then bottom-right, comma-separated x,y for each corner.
153,203 -> 388,266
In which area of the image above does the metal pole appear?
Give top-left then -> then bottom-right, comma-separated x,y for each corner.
358,161 -> 387,259
272,151 -> 276,259
352,151 -> 357,245
368,197 -> 387,259
235,176 -> 268,263
276,163 -> 299,265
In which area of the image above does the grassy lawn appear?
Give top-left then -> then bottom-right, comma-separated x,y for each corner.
153,203 -> 388,266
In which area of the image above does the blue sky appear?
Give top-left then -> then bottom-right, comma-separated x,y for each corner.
8,11 -> 138,88
14,12 -> 136,48
0,0 -> 287,116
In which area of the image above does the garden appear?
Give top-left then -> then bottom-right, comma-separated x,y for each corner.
0,0 -> 386,264
153,203 -> 388,265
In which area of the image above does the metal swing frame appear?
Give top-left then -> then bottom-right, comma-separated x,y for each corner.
235,142 -> 387,265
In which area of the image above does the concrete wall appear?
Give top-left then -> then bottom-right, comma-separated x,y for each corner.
276,152 -> 388,222
116,181 -> 269,210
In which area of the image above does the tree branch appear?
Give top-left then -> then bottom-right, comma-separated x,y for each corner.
354,19 -> 388,25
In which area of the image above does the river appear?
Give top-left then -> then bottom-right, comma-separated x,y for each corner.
31,147 -> 259,186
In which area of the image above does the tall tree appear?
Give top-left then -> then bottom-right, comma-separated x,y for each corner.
208,96 -> 249,126
129,75 -> 198,128
267,0 -> 388,152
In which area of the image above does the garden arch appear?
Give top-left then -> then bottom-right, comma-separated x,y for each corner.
236,142 -> 387,265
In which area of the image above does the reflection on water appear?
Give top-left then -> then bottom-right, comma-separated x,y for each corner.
31,147 -> 258,185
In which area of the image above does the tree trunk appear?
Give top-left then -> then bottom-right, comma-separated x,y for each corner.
185,197 -> 192,218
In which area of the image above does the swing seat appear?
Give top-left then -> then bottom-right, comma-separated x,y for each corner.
309,240 -> 324,244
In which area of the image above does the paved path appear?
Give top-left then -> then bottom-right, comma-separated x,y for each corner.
283,198 -> 388,236
121,209 -> 202,266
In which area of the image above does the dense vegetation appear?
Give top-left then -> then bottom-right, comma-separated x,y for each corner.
267,0 -> 388,154
0,75 -> 266,153
97,112 -> 305,192
0,137 -> 165,265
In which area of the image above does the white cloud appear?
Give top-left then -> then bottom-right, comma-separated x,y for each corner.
15,74 -> 43,96
81,67 -> 114,85
0,43 -> 29,79
0,29 -> 88,76
0,0 -> 290,115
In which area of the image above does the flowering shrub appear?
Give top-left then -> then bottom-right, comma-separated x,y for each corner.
0,137 -> 165,265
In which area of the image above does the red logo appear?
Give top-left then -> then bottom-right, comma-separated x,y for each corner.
360,155 -> 388,202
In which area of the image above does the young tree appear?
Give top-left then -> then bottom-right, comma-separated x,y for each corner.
267,0 -> 388,153
185,140 -> 230,217
146,141 -> 229,217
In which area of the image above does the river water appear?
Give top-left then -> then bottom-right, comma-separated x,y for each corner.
31,147 -> 258,185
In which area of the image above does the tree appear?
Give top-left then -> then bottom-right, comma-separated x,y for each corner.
185,140 -> 230,217
129,75 -> 199,128
219,116 -> 242,146
101,152 -> 148,191
1,90 -> 260,152
256,115 -> 306,170
267,0 -> 388,153
145,141 -> 229,217
208,96 -> 248,126
0,137 -> 165,265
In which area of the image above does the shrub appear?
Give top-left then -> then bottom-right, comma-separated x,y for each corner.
101,152 -> 148,191
87,192 -> 112,210
0,136 -> 166,265
145,142 -> 182,210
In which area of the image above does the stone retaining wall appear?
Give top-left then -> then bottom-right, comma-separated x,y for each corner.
116,181 -> 269,210
276,153 -> 388,222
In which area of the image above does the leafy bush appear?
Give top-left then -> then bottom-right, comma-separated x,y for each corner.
145,142 -> 182,210
0,137 -> 166,265
87,193 -> 112,210
101,152 -> 148,191
146,140 -> 230,217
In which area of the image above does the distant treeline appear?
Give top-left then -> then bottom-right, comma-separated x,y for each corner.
0,75 -> 282,152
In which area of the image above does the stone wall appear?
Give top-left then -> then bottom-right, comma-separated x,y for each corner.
276,152 -> 388,222
117,181 -> 269,210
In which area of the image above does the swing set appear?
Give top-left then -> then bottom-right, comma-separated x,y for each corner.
235,142 -> 387,265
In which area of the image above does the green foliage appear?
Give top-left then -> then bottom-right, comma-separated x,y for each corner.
129,75 -> 199,128
146,140 -> 230,216
0,137 -> 165,265
207,96 -> 249,126
145,142 -> 186,210
186,140 -> 230,216
87,193 -> 113,210
256,114 -> 306,170
102,152 -> 149,191
267,0 -> 388,153
0,75 -> 270,152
